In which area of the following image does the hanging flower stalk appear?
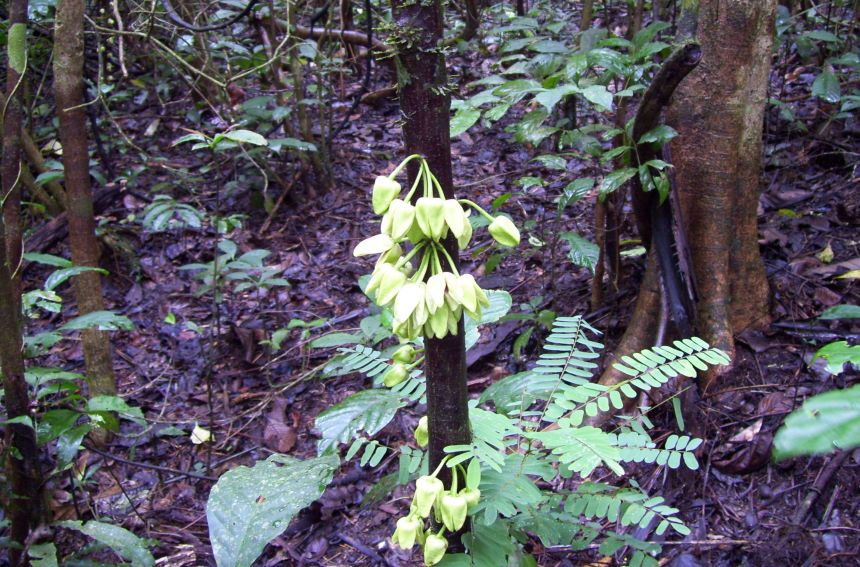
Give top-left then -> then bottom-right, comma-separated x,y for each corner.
354,154 -> 520,347
353,154 -> 519,564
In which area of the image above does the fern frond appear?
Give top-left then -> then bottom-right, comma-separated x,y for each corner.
445,407 -> 522,472
526,425 -> 623,477
614,431 -> 702,470
549,338 -> 730,425
314,389 -> 405,453
471,454 -> 554,526
327,345 -> 389,378
564,482 -> 689,536
326,345 -> 426,401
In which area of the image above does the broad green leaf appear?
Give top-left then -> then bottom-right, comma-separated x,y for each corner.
560,232 -> 599,273
532,154 -> 568,171
558,178 -> 594,214
479,290 -> 513,324
59,311 -> 134,332
24,253 -> 73,268
819,304 -> 860,320
534,85 -> 579,113
314,389 -> 406,453
309,332 -> 363,349
34,170 -> 64,186
599,168 -> 637,198
206,454 -> 338,567
222,129 -> 268,146
45,266 -> 108,291
451,107 -> 482,137
812,341 -> 860,375
29,542 -> 58,567
804,30 -> 840,43
269,138 -> 317,153
171,132 -> 208,146
8,23 -> 26,73
773,384 -> 860,460
638,125 -> 678,145
812,71 -> 841,103
529,39 -> 568,54
59,521 -> 154,567
581,85 -> 613,111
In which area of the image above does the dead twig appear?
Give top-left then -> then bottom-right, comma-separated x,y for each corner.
793,450 -> 850,524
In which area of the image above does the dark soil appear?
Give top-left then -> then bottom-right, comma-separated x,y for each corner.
21,10 -> 860,567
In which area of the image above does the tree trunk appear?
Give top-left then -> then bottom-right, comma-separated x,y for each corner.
3,0 -> 27,298
2,2 -> 43,559
390,0 -> 470,490
600,0 -> 774,392
461,0 -> 481,40
54,0 -> 118,427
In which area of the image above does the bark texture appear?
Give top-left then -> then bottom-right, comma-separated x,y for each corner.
391,0 -> 471,487
600,0 -> 774,391
667,0 -> 775,360
54,0 -> 118,411
2,1 -> 42,558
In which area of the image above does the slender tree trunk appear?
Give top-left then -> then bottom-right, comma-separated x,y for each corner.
390,0 -> 470,490
462,0 -> 481,40
2,0 -> 27,299
54,0 -> 118,425
2,2 -> 42,559
600,0 -> 774,392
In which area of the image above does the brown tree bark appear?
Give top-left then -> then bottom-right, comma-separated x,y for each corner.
600,0 -> 774,392
390,0 -> 471,490
1,1 -> 43,559
2,0 -> 27,297
54,0 -> 118,424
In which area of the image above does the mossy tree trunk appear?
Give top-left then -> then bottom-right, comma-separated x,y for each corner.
390,0 -> 471,488
54,0 -> 119,434
2,0 -> 43,559
600,0 -> 775,392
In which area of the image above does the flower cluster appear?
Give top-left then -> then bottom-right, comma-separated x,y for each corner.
390,458 -> 482,566
354,155 -> 521,342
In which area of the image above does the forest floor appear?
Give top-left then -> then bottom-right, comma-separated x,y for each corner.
33,20 -> 860,567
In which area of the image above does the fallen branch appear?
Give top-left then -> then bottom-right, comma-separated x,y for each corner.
793,450 -> 850,524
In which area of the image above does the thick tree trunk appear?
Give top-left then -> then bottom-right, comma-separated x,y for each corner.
600,0 -> 774,392
54,0 -> 118,422
1,1 -> 42,559
390,0 -> 471,489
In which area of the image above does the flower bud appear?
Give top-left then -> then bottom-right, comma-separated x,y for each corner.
378,243 -> 403,265
423,533 -> 448,566
392,514 -> 422,549
440,492 -> 468,532
413,476 -> 444,518
442,200 -> 467,238
427,305 -> 449,339
376,265 -> 407,307
392,344 -> 416,364
373,176 -> 401,215
383,363 -> 409,387
425,274 -> 446,313
394,282 -> 425,324
414,416 -> 429,448
416,197 -> 446,240
461,487 -> 481,510
458,274 -> 479,313
457,215 -> 473,250
354,233 -> 395,257
488,215 -> 520,247
388,199 -> 416,240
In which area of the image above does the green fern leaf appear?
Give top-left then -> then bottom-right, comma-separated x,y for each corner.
526,425 -> 623,477
472,454 -> 553,525
314,389 -> 405,454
